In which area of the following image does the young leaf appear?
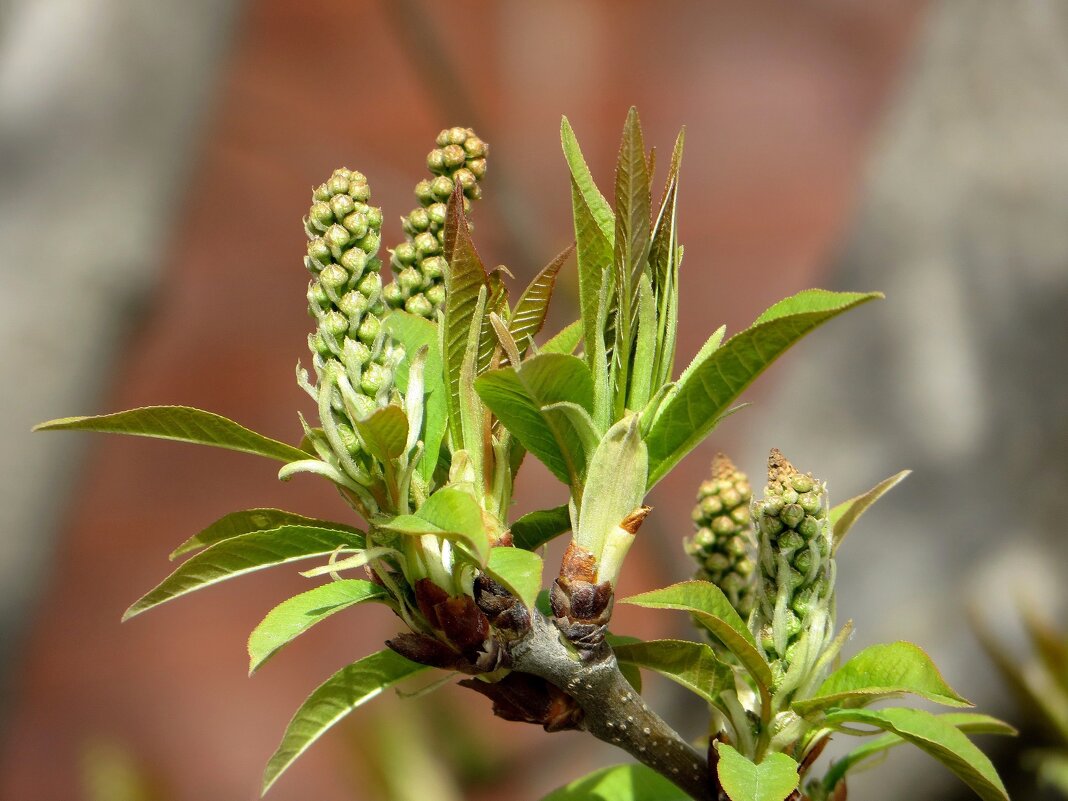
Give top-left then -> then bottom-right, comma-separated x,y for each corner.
823,707 -> 1009,801
478,268 -> 510,376
560,117 -> 614,241
830,469 -> 911,552
540,319 -> 583,356
352,405 -> 409,463
627,272 -> 657,412
123,524 -> 365,620
485,547 -> 543,610
610,107 -> 652,408
621,581 -> 773,692
382,486 -> 490,564
822,712 -> 1016,792
261,650 -> 427,794
646,290 -> 882,487
793,641 -> 970,715
475,353 -> 595,486
248,580 -> 387,673
442,185 -> 488,444
508,244 -> 574,360
169,509 -> 360,561
612,639 -> 732,708
34,406 -> 308,463
575,414 -> 646,560
510,504 -> 571,551
716,744 -> 799,801
383,311 -> 447,484
539,762 -> 690,801
562,117 -> 615,373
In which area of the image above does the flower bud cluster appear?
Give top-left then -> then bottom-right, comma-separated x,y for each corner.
382,127 -> 488,318
304,168 -> 403,465
684,454 -> 756,619
751,449 -> 834,685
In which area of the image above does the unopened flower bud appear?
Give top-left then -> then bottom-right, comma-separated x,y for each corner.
685,453 -> 757,620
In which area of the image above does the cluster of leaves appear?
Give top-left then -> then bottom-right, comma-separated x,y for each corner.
976,603 -> 1068,795
36,110 -> 1011,801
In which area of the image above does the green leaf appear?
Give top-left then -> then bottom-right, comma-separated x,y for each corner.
510,505 -> 571,550
650,128 -> 684,389
383,311 -> 447,484
612,639 -> 732,708
247,580 -> 387,674
34,405 -> 308,463
560,117 -> 614,242
621,580 -> 772,692
794,641 -> 970,715
822,712 -> 1016,791
823,707 -> 1009,801
540,762 -> 690,801
609,108 -> 651,416
575,415 -> 646,564
484,547 -> 543,610
562,117 -> 615,374
540,319 -> 583,356
478,268 -> 511,375
716,744 -> 799,801
475,353 -> 594,486
442,186 -> 488,447
646,290 -> 881,487
509,245 -> 574,360
627,272 -> 657,412
382,486 -> 489,564
352,405 -> 408,463
169,509 -> 359,560
830,470 -> 911,552
123,525 -> 365,620
262,649 -> 427,794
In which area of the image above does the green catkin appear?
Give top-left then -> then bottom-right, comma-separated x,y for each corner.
751,449 -> 834,687
382,127 -> 488,319
303,168 -> 403,473
685,453 -> 757,619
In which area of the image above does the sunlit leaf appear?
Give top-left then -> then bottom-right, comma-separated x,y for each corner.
646,290 -> 881,487
508,245 -> 574,360
475,353 -> 594,486
830,470 -> 911,552
821,712 -> 1016,792
169,509 -> 359,561
793,641 -> 970,715
823,707 -> 1009,801
262,650 -> 427,794
539,762 -> 689,801
248,580 -> 387,673
124,524 -> 365,620
484,547 -> 543,610
716,744 -> 798,801
612,639 -> 731,708
621,581 -> 772,692
35,406 -> 308,463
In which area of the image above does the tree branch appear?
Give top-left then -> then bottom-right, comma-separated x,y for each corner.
508,613 -> 716,801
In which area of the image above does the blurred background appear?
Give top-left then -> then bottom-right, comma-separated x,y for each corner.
2,0 -> 1066,799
